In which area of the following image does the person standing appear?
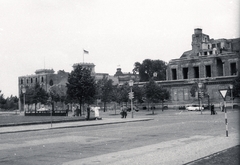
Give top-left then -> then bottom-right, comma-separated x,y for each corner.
93,105 -> 100,120
211,104 -> 215,115
122,105 -> 127,118
86,105 -> 90,120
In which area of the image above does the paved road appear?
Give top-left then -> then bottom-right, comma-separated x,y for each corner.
0,110 -> 239,165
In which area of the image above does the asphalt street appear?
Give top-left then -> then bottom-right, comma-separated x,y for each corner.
0,109 -> 239,165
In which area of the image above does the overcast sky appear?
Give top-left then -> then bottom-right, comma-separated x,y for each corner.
0,0 -> 239,97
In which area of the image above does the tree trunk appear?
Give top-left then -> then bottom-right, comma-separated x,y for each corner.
152,102 -> 154,114
162,101 -> 164,111
34,103 -> 37,113
104,102 -> 106,112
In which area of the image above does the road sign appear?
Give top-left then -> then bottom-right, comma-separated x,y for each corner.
218,89 -> 229,137
219,89 -> 228,100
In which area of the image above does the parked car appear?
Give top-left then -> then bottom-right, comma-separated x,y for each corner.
186,104 -> 204,111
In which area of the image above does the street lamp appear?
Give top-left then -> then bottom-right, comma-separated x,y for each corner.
47,96 -> 53,127
22,87 -> 26,115
229,84 -> 233,110
198,82 -> 203,114
129,79 -> 134,118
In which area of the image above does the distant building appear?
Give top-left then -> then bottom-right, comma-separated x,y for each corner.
163,28 -> 240,107
113,67 -> 139,85
19,69 -> 69,94
18,63 -> 138,111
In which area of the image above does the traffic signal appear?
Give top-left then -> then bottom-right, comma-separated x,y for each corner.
128,92 -> 134,99
198,91 -> 204,98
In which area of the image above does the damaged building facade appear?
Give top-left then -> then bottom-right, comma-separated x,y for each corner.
164,28 -> 239,107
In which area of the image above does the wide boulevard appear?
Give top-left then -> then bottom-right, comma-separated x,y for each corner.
0,109 -> 239,165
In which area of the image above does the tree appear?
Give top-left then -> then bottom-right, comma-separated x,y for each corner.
32,83 -> 49,112
233,74 -> 240,97
96,78 -> 114,112
132,85 -> 144,104
66,65 -> 96,116
144,79 -> 170,114
133,59 -> 167,82
49,84 -> 67,111
0,90 -> 6,109
111,83 -> 130,106
5,95 -> 19,110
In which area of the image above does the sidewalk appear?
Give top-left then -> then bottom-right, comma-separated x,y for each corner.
0,117 -> 153,134
62,133 -> 239,165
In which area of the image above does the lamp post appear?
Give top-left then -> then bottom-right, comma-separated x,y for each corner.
129,80 -> 134,118
198,82 -> 203,114
229,84 -> 233,110
47,96 -> 53,127
22,87 -> 26,115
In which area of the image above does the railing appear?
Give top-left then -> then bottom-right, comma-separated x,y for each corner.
25,110 -> 68,116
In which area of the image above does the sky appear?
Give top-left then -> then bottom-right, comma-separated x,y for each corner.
0,0 -> 239,97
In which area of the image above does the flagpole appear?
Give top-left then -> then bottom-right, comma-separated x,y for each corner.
83,49 -> 84,63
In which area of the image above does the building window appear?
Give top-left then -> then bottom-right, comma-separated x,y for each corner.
205,65 -> 211,77
41,77 -> 44,82
204,52 -> 207,55
36,78 -> 38,83
27,79 -> 29,84
230,63 -> 237,75
31,78 -> 33,83
212,44 -> 215,48
49,79 -> 53,86
21,79 -> 23,84
193,66 -> 199,78
217,59 -> 223,76
172,69 -> 177,80
182,67 -> 188,79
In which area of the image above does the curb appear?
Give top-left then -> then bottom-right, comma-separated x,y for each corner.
0,118 -> 153,134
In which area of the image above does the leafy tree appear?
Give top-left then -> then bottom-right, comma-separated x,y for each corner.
0,91 -> 18,110
111,83 -> 130,106
32,83 -> 49,112
0,90 -> 6,109
96,78 -> 114,112
132,85 -> 144,104
233,74 -> 240,97
5,95 -> 19,110
119,83 -> 130,105
144,79 -> 170,114
49,84 -> 67,111
133,59 -> 167,82
66,65 -> 96,116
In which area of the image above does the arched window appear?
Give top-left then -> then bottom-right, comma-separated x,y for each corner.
49,79 -> 53,86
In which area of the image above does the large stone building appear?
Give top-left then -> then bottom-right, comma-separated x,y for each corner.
18,69 -> 69,111
163,28 -> 239,107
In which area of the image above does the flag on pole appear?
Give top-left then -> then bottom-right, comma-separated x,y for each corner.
83,49 -> 89,54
